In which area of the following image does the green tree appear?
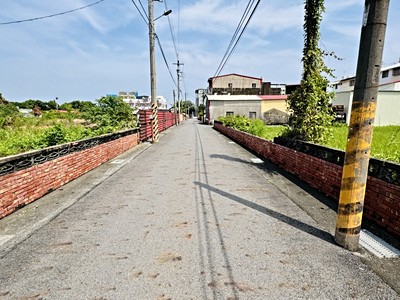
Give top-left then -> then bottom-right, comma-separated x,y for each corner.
47,100 -> 58,110
84,96 -> 135,131
198,104 -> 205,117
179,100 -> 195,115
284,0 -> 334,143
17,99 -> 49,110
68,100 -> 96,112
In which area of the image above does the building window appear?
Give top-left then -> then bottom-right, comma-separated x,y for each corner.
249,112 -> 256,119
382,70 -> 389,78
393,67 -> 400,76
349,79 -> 355,86
226,111 -> 234,116
252,83 -> 257,88
228,83 -> 233,88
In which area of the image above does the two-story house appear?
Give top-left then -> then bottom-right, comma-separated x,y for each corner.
208,74 -> 262,95
203,73 -> 299,124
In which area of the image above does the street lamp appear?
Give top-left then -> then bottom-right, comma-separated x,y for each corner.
148,1 -> 172,143
154,9 -> 172,21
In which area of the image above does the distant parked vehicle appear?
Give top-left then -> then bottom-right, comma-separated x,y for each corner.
332,105 -> 346,122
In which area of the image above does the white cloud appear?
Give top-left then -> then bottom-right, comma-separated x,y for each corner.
0,0 -> 399,102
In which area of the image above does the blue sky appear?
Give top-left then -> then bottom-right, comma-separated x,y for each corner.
0,0 -> 399,106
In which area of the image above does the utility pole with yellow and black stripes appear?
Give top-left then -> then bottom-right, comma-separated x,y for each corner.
335,0 -> 390,251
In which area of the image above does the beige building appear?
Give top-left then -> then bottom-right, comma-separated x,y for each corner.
260,95 -> 288,113
208,74 -> 262,95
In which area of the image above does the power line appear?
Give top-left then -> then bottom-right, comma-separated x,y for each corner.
214,0 -> 253,77
217,0 -> 261,77
129,0 -> 178,89
130,0 -> 148,25
177,0 -> 181,56
0,0 -> 106,25
214,0 -> 261,77
155,35 -> 178,88
164,0 -> 179,60
137,0 -> 149,20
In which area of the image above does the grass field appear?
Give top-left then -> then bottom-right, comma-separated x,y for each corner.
264,124 -> 400,164
325,124 -> 400,163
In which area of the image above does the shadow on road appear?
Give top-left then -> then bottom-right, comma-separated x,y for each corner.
194,181 -> 336,246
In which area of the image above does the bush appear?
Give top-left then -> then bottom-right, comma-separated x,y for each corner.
0,103 -> 19,127
42,124 -> 67,146
83,96 -> 136,131
218,115 -> 284,141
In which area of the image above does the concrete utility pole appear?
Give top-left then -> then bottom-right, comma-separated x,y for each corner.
335,0 -> 390,251
173,89 -> 177,125
148,0 -> 159,143
174,60 -> 183,124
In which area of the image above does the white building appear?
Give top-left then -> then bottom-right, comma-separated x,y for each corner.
118,91 -> 137,109
154,95 -> 167,110
331,63 -> 400,126
117,91 -> 167,110
195,88 -> 207,107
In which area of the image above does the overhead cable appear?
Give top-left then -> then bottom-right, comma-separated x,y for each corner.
130,0 -> 178,88
214,0 -> 253,77
137,0 -> 149,20
217,0 -> 261,76
0,0 -> 106,25
214,0 -> 261,77
164,0 -> 179,60
130,0 -> 148,25
155,35 -> 178,88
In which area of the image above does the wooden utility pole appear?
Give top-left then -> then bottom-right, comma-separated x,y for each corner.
335,0 -> 390,251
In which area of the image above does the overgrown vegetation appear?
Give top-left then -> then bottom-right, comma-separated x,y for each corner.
284,0 -> 334,143
326,124 -> 400,163
218,115 -> 400,164
218,115 -> 285,141
0,96 -> 136,157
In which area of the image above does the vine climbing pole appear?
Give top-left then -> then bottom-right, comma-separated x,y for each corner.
335,0 -> 390,251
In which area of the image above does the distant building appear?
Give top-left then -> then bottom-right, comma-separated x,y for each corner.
208,74 -> 262,95
195,88 -> 207,107
205,94 -> 289,124
18,108 -> 33,117
155,95 -> 167,110
111,91 -> 167,110
331,62 -> 400,125
203,73 -> 299,123
207,73 -> 298,96
118,91 -> 138,109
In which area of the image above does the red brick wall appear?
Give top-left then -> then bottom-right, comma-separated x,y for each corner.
0,132 -> 139,219
214,122 -> 400,238
139,110 -> 177,141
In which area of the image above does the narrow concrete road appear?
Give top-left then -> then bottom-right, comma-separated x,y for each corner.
0,119 -> 398,299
